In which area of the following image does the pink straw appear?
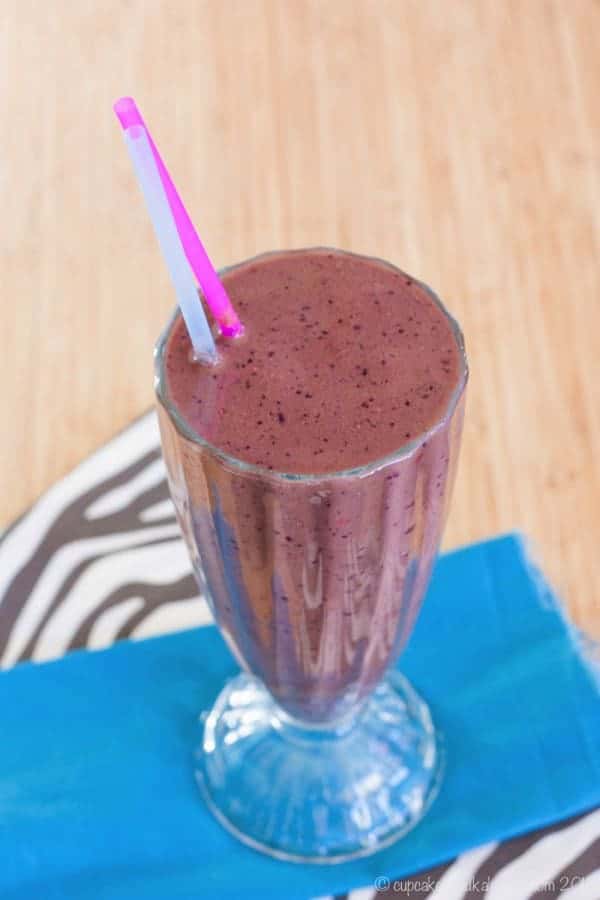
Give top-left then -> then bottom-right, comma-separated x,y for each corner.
114,97 -> 243,338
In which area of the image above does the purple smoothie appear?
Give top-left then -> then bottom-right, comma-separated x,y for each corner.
157,249 -> 467,722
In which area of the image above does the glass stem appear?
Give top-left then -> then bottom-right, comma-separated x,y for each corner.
270,698 -> 367,743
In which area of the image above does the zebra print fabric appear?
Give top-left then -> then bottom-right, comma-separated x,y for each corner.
1,411 -> 598,898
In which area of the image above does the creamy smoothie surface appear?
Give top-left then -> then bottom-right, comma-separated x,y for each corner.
164,249 -> 461,472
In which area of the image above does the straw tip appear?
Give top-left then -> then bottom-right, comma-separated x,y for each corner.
220,321 -> 244,338
113,96 -> 142,130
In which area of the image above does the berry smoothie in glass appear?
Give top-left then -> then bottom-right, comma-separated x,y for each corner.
155,247 -> 467,862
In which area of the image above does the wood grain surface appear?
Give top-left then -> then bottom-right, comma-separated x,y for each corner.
2,1 -> 599,634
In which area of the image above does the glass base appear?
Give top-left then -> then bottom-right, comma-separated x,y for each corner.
195,671 -> 443,863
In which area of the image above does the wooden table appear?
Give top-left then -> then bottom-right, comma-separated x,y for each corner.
2,1 -> 598,635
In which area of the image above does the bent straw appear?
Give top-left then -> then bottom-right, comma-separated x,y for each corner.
114,97 -> 243,337
122,124 -> 217,362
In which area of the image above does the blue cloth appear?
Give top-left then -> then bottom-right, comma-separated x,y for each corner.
1,534 -> 599,899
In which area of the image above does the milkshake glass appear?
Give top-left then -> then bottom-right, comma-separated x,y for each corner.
154,249 -> 468,862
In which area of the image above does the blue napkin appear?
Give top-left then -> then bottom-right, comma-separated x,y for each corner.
1,534 -> 599,900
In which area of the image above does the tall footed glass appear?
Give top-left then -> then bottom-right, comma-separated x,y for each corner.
154,257 -> 468,863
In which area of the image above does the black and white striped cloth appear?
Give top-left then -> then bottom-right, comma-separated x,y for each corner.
1,412 -> 598,899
